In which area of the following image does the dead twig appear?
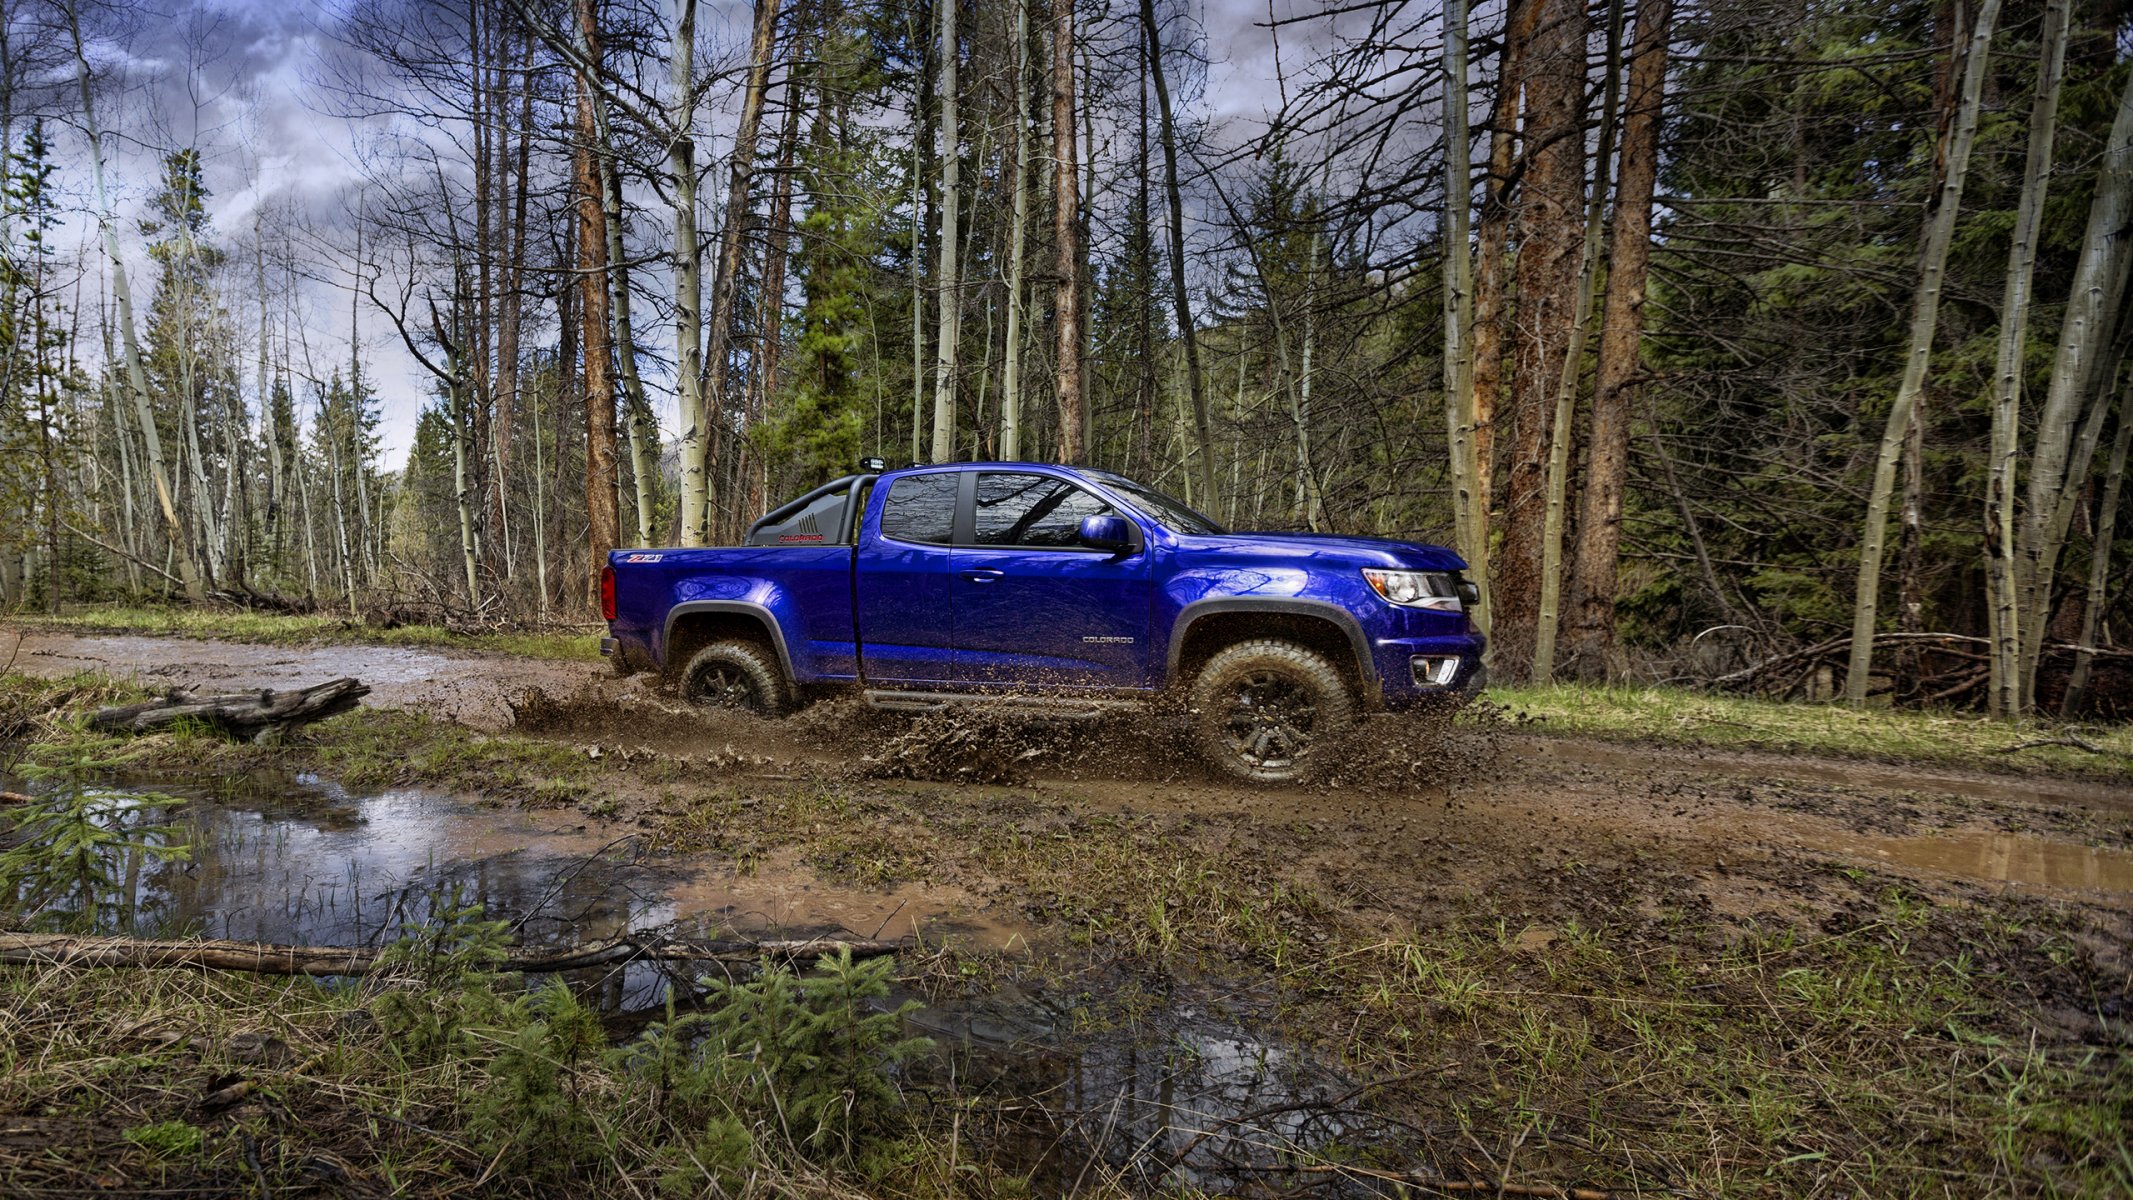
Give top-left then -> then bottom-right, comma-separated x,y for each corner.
1995,735 -> 2115,756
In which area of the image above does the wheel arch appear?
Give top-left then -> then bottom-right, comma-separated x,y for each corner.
661,601 -> 795,683
1168,599 -> 1378,700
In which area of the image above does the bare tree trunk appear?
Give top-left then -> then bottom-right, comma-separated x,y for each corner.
928,0 -> 962,463
1000,0 -> 1033,461
1566,0 -> 1669,681
2015,64 -> 2133,708
1052,0 -> 1085,464
668,0 -> 708,545
1843,0 -> 2000,704
1531,0 -> 1623,685
2063,383 -> 2129,715
748,53 -> 803,514
1469,0 -> 1534,599
1495,0 -> 1586,677
699,0 -> 781,526
574,0 -> 619,603
66,0 -> 203,601
1141,0 -> 1213,502
1441,0 -> 1484,625
1984,0 -> 2069,717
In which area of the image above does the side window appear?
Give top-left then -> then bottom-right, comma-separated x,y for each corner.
974,473 -> 1114,548
878,473 -> 958,545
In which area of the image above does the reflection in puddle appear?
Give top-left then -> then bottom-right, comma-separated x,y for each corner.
920,983 -> 1402,1194
4,771 -> 1016,955
1827,831 -> 2133,892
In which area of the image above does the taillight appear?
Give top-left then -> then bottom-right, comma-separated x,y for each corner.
599,565 -> 617,621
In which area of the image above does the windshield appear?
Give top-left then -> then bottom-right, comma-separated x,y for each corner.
1086,471 -> 1228,535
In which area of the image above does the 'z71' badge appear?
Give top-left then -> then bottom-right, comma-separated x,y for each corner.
623,553 -> 664,563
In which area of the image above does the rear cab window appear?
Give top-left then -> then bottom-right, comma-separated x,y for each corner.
878,472 -> 959,545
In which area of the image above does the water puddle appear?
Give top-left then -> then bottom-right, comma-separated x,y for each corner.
2,771 -> 1018,953
920,979 -> 1406,1194
1811,830 -> 2133,893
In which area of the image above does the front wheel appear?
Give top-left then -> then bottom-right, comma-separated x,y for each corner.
1186,639 -> 1357,784
678,640 -> 789,715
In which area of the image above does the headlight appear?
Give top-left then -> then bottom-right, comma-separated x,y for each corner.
1362,568 -> 1463,611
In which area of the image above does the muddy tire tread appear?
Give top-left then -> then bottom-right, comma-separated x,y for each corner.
679,640 -> 790,715
1186,638 -> 1357,784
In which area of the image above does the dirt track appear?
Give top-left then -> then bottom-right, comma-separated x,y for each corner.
14,629 -> 2130,920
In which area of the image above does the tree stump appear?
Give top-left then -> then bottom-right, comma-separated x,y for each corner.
88,679 -> 371,743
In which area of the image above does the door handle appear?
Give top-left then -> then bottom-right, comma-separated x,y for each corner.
960,569 -> 1004,584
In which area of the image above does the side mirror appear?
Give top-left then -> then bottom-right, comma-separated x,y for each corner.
1078,513 -> 1135,554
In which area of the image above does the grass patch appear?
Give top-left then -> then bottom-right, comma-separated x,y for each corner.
0,913 -> 1003,1199
10,605 -> 598,662
1485,682 -> 2133,776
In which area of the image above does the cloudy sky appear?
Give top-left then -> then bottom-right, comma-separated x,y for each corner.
24,0 -> 1408,467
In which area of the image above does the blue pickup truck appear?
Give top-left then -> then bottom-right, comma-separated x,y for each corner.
602,461 -> 1485,782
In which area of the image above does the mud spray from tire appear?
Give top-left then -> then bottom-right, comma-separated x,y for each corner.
506,679 -> 1522,791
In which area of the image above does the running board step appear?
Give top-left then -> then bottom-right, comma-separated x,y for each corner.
862,689 -> 1139,721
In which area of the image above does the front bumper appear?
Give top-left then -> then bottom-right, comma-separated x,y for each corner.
1369,629 -> 1487,710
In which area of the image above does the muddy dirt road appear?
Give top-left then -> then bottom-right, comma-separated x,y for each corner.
15,629 -> 2130,915
12,628 -> 2133,1194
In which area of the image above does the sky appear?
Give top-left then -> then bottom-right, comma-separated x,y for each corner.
22,0 -> 1399,468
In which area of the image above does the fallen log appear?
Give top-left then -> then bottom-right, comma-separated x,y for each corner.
88,678 -> 371,743
0,931 -> 911,977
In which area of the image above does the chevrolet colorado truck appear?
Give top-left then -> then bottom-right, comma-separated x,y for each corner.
601,461 -> 1485,783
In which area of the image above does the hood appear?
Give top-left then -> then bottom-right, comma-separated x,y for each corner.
1184,530 -> 1469,572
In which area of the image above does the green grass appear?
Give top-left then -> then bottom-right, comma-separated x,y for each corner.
1485,682 -> 2133,776
9,605 -> 598,662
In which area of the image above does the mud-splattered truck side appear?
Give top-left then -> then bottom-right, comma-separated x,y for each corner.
602,461 -> 1485,783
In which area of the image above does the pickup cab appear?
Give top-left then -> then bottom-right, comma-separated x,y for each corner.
601,461 -> 1485,782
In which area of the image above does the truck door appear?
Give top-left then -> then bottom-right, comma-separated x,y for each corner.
853,471 -> 961,684
951,471 -> 1153,689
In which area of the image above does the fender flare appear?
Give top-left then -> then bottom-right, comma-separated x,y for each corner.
662,600 -> 798,681
1165,597 -> 1379,690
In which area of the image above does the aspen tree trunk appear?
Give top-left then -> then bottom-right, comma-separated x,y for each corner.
668,0 -> 709,545
574,0 -> 620,602
2015,65 -> 2133,708
596,108 -> 657,548
1984,0 -> 2069,717
1440,0 -> 1484,627
749,54 -> 803,515
1294,231 -> 1325,532
909,0 -> 926,466
1000,0 -> 1033,461
1569,0 -> 1670,681
67,0 -> 202,600
1530,0 -> 1623,685
495,26 -> 535,572
2062,383 -> 2129,714
99,298 -> 143,592
1843,0 -> 2000,704
700,0 -> 781,521
447,333 -> 481,610
1141,0 -> 1214,502
928,0 -> 962,463
1052,0 -> 1085,464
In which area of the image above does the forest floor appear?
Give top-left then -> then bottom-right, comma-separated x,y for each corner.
2,619 -> 2130,1197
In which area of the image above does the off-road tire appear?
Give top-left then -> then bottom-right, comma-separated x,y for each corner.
678,640 -> 789,715
1187,639 -> 1357,784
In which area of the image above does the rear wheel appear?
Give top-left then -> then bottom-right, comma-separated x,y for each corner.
678,641 -> 789,715
1187,639 -> 1357,784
